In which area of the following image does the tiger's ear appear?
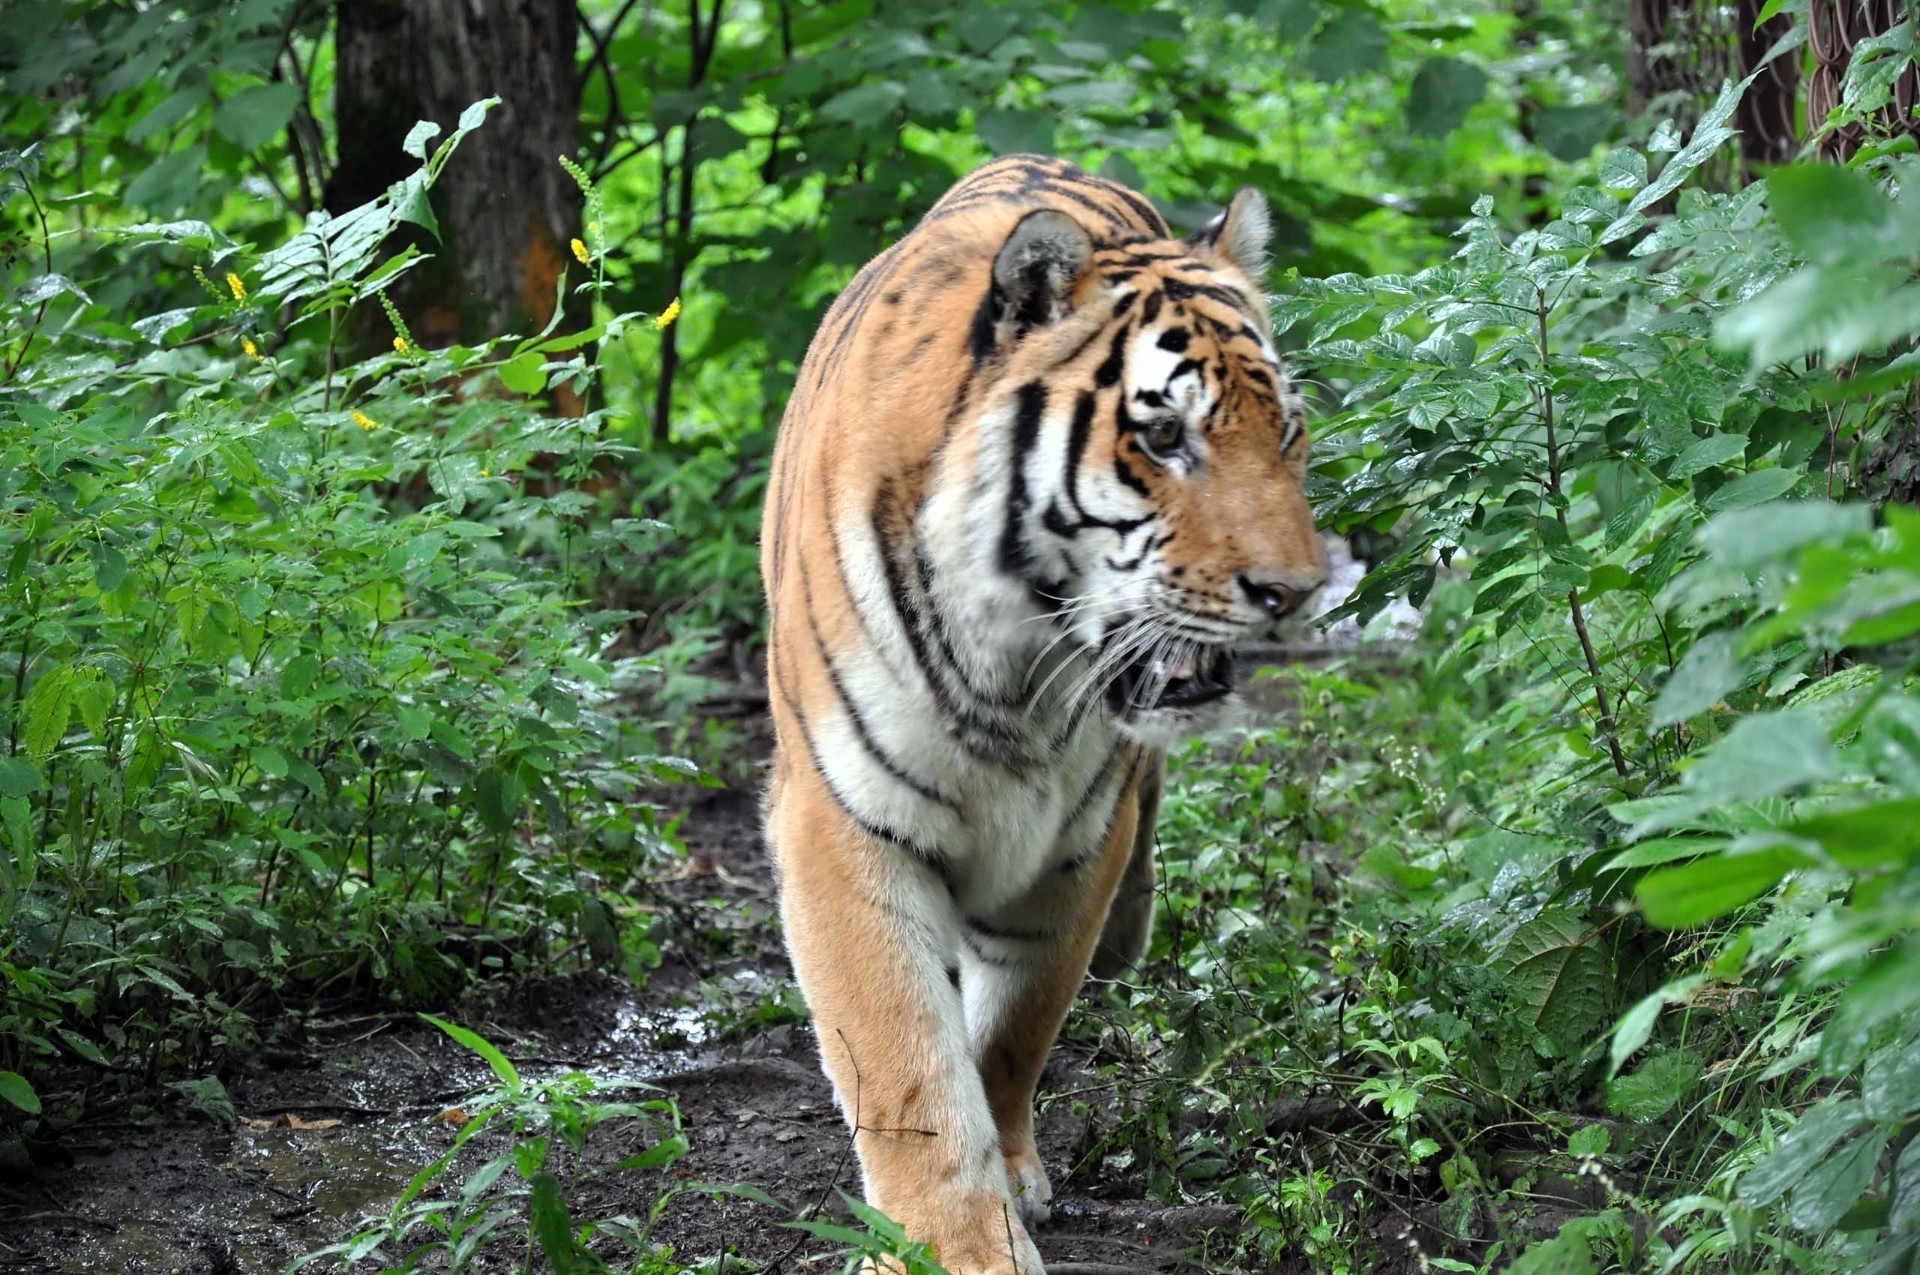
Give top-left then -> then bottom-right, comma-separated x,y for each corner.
991,209 -> 1093,333
1186,188 -> 1270,281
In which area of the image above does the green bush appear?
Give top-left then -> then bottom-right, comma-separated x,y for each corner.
0,119 -> 683,1116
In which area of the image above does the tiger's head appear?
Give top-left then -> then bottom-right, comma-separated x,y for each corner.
980,190 -> 1329,744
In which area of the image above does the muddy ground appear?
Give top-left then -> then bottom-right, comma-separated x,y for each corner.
0,779 -> 1282,1275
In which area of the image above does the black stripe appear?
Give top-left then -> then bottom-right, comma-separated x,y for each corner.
960,933 -> 1020,968
1064,740 -> 1128,832
873,485 -> 1031,760
966,917 -> 1062,943
800,559 -> 961,814
771,642 -> 957,891
1093,322 -> 1131,389
1062,390 -> 1152,535
997,381 -> 1047,578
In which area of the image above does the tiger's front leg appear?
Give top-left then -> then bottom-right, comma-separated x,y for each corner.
964,763 -> 1147,1228
770,774 -> 1045,1275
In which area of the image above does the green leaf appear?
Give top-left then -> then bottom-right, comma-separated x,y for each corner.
1406,58 -> 1488,137
1303,8 -> 1388,81
251,746 -> 289,779
613,1134 -> 691,1173
1606,1050 -> 1700,1122
1537,105 -> 1619,163
498,350 -> 547,395
1892,1134 -> 1920,1231
402,121 -> 442,159
1499,910 -> 1610,1046
0,758 -> 45,799
1609,991 -> 1665,1077
1787,1129 -> 1887,1232
125,145 -> 208,212
388,172 -> 440,241
1671,434 -> 1749,479
0,1071 -> 40,1115
1652,633 -> 1741,726
976,109 -> 1056,156
1704,469 -> 1802,512
1767,164 -> 1898,267
279,653 -> 320,700
527,1173 -> 577,1274
167,1075 -> 236,1126
22,665 -> 75,761
1741,1098 -> 1865,1206
213,82 -> 300,152
1861,1031 -> 1920,1121
1568,1124 -> 1611,1158
1827,940 -> 1920,1061
819,81 -> 906,127
1602,837 -> 1720,871
1637,845 -> 1809,926
419,1014 -> 520,1091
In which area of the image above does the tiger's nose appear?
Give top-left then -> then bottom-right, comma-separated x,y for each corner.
1239,572 -> 1323,621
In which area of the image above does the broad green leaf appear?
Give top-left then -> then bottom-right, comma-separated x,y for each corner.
497,350 -> 546,395
167,1075 -> 236,1126
213,82 -> 300,152
0,1071 -> 40,1114
279,653 -> 320,700
1638,845 -> 1809,926
1787,1129 -> 1887,1232
0,758 -> 45,798
1741,1097 -> 1865,1206
1827,940 -> 1920,1065
22,665 -> 75,760
1704,469 -> 1802,512
1602,836 -> 1720,872
1653,633 -> 1741,727
1606,1050 -> 1700,1122
1861,1030 -> 1920,1121
1767,163 -> 1899,266
1500,910 -> 1610,1046
402,120 -> 442,159
819,81 -> 905,127
1303,8 -> 1387,81
1406,58 -> 1488,138
1670,434 -> 1749,479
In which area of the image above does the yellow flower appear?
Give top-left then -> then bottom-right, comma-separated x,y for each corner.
352,410 -> 379,432
393,335 -> 409,354
479,468 -> 491,478
570,238 -> 589,264
242,337 -> 261,361
654,296 -> 681,330
225,272 -> 246,302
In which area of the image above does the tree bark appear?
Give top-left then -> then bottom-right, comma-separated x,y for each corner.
328,0 -> 581,349
1735,0 -> 1799,171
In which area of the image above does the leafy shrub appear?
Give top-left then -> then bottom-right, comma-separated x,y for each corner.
0,119 -> 684,1119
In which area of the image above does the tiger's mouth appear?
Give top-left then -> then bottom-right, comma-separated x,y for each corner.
1107,646 -> 1236,713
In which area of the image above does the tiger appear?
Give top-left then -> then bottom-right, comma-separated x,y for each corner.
758,154 -> 1328,1274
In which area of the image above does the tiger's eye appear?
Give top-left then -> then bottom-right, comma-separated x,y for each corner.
1142,416 -> 1185,459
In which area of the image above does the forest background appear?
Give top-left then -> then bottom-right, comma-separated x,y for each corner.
4,0 -> 1920,1271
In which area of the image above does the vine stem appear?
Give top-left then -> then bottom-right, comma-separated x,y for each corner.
1536,290 -> 1630,780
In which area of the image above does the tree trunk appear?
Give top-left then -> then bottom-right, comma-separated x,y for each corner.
328,0 -> 581,349
1735,0 -> 1799,171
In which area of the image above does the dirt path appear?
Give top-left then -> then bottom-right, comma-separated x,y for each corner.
1,786 -> 1237,1274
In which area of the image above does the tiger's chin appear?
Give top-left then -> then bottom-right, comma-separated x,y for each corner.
1106,646 -> 1243,748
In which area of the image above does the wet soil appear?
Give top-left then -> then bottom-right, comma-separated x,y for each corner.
0,785 -> 1245,1275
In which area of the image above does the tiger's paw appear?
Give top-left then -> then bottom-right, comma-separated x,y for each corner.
1005,1148 -> 1054,1227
